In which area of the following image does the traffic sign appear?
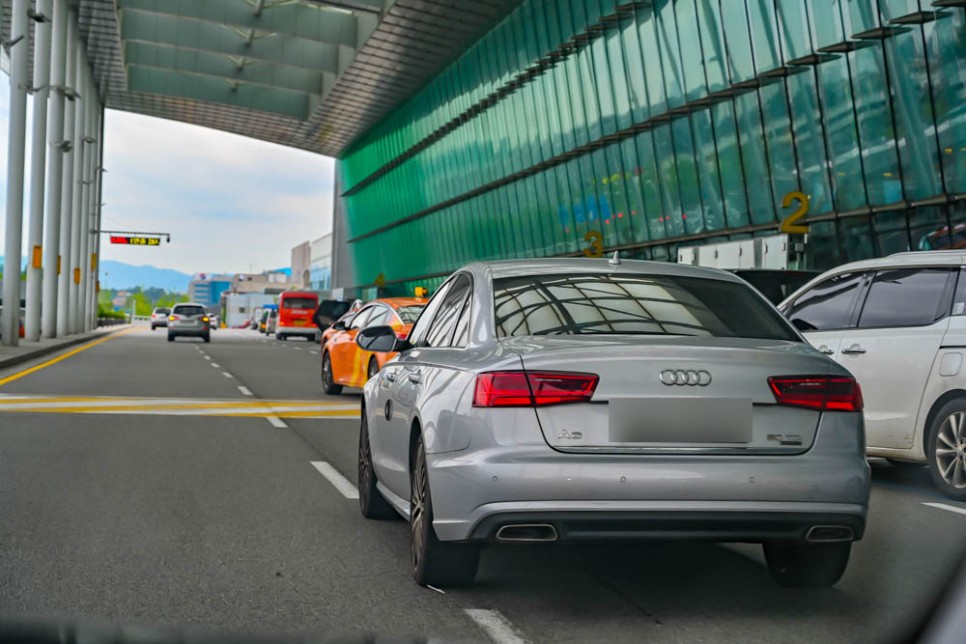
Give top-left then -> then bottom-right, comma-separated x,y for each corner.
110,235 -> 161,246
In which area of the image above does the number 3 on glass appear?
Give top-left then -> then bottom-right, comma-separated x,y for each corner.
583,230 -> 604,258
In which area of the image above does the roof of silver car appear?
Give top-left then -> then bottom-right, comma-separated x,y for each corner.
463,258 -> 743,283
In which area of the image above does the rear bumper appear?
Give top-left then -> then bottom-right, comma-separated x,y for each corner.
461,503 -> 867,544
151,320 -> 167,327
169,327 -> 209,336
276,325 -> 318,337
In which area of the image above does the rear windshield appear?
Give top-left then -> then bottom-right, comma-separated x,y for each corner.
281,297 -> 316,310
397,305 -> 425,323
493,273 -> 799,341
174,306 -> 205,316
154,308 -> 170,315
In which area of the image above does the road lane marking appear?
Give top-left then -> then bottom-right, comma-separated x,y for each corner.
204,356 -> 211,361
238,386 -> 253,396
310,461 -> 358,499
309,350 -> 319,355
464,610 -> 528,644
0,328 -> 137,388
210,363 -> 220,368
0,394 -> 358,418
266,416 -> 287,428
923,502 -> 966,517
222,372 -> 233,378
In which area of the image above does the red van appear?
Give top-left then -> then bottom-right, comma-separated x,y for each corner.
275,291 -> 319,341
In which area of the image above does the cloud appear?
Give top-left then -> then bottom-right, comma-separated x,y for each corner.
1,83 -> 335,276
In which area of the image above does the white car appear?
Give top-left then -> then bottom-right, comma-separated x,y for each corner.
780,250 -> 966,500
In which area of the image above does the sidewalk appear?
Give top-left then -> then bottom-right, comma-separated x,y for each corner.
0,325 -> 132,371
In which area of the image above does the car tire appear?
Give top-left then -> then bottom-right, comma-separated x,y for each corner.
321,352 -> 343,395
358,414 -> 397,520
278,334 -> 286,341
167,334 -> 174,342
763,541 -> 851,588
926,399 -> 966,501
367,357 -> 379,381
203,333 -> 211,343
410,435 -> 480,587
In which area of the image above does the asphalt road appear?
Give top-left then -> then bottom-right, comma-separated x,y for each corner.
0,326 -> 964,643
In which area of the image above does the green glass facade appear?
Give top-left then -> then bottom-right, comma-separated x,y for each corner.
336,0 -> 966,294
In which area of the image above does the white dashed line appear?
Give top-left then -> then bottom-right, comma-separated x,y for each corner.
293,348 -> 302,351
266,416 -> 287,428
222,372 -> 234,379
310,461 -> 358,499
464,609 -> 528,644
204,356 -> 211,361
309,350 -> 319,355
923,502 -> 966,517
237,386 -> 253,396
210,363 -> 220,368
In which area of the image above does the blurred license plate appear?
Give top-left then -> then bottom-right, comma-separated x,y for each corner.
609,398 -> 752,444
293,320 -> 306,326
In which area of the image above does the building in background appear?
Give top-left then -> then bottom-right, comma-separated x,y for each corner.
188,274 -> 233,309
231,270 -> 302,295
224,292 -> 276,328
309,234 -> 333,294
291,242 -> 312,288
332,1 -> 965,296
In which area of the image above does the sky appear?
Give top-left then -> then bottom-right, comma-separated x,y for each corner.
0,71 -> 335,277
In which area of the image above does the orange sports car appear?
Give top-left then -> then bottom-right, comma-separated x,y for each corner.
321,297 -> 427,395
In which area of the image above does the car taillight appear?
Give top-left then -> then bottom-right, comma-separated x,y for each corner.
474,371 -> 599,407
202,317 -> 209,323
768,376 -> 863,412
169,315 -> 178,321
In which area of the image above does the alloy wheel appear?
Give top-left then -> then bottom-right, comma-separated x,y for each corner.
323,354 -> 333,388
936,411 -> 966,489
410,445 -> 427,571
358,421 -> 372,509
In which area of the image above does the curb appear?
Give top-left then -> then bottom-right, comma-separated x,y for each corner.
0,326 -> 132,371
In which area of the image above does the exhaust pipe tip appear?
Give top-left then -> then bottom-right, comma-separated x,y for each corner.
495,523 -> 558,543
805,525 -> 854,543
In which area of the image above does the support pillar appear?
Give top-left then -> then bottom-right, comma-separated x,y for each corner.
2,0 -> 30,346
55,11 -> 76,337
25,0 -> 53,342
78,73 -> 94,333
42,0 -> 68,338
67,46 -> 86,334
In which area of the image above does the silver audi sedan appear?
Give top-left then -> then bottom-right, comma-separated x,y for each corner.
356,258 -> 870,589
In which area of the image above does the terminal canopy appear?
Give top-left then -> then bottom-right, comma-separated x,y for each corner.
2,0 -> 521,155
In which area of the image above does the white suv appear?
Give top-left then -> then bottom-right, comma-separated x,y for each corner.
780,251 -> 966,500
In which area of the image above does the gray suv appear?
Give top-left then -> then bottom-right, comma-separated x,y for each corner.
167,303 -> 211,343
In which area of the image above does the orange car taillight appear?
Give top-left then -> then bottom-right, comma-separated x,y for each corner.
473,371 -> 599,407
768,376 -> 863,412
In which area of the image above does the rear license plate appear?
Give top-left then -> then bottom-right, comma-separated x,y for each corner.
293,320 -> 306,326
609,397 -> 752,444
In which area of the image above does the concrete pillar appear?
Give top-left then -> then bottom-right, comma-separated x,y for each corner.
42,0 -> 68,338
56,11 -> 76,337
2,0 -> 30,346
79,76 -> 95,332
88,105 -> 104,331
24,0 -> 54,342
67,46 -> 87,334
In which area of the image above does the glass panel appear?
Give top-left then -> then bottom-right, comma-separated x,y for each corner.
839,215 -> 877,263
620,14 -> 650,123
872,211 -> 911,256
911,206 -> 953,251
747,0 -> 782,74
816,56 -> 867,211
858,268 -> 953,328
805,220 -> 842,269
695,0 -> 727,93
676,0 -> 707,102
639,8 -> 668,114
842,0 -> 879,36
776,0 -> 812,62
712,100 -> 751,228
656,1 -> 686,109
758,83 -> 800,218
785,272 -> 864,331
720,0 -> 755,83
690,109 -> 725,232
634,130 -> 667,240
925,11 -> 966,194
672,117 -> 705,235
810,0 -> 846,50
653,123 -> 685,238
786,71 -> 833,214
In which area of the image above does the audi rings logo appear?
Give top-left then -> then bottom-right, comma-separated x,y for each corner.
660,369 -> 712,386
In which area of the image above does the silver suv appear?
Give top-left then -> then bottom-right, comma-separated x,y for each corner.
167,303 -> 211,343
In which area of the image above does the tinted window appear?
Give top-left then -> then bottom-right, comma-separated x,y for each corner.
154,308 -> 170,315
452,297 -> 472,348
174,305 -> 205,317
494,273 -> 798,340
409,281 -> 453,347
350,307 -> 374,330
784,273 -> 864,331
733,271 -> 820,305
367,306 -> 391,327
397,305 -> 425,324
858,268 -> 954,328
281,297 -> 316,310
425,275 -> 472,347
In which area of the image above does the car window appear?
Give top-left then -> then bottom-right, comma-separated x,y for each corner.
367,306 -> 391,327
784,272 -> 865,332
281,297 -> 316,310
493,273 -> 799,340
451,292 -> 472,348
349,306 -> 374,330
424,275 -> 472,347
409,281 -> 454,347
173,305 -> 205,317
857,268 -> 955,328
396,305 -> 425,324
154,308 -> 170,315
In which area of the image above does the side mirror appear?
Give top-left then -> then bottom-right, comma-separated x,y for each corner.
356,325 -> 411,353
332,320 -> 347,331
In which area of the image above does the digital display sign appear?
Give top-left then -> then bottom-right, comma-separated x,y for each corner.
111,235 -> 161,246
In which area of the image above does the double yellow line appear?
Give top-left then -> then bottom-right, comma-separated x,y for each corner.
0,327 -> 136,388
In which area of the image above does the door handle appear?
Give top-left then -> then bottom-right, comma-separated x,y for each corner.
385,371 -> 396,382
817,345 -> 834,355
841,344 -> 867,355
408,371 -> 422,384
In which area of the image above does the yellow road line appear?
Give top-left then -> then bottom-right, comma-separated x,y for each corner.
0,328 -> 137,388
0,397 -> 345,408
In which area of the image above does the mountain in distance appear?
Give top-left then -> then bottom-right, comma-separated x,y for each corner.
100,260 -> 192,293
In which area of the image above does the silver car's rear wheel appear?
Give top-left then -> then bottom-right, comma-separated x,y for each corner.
928,401 -> 966,500
409,435 -> 479,587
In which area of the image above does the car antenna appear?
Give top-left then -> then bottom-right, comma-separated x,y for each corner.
608,251 -> 621,266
